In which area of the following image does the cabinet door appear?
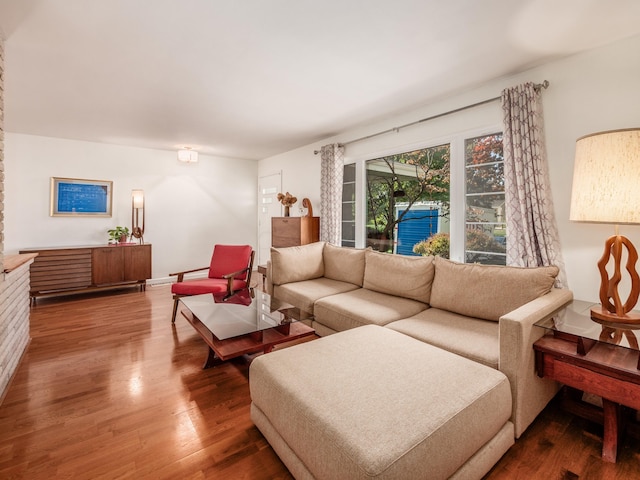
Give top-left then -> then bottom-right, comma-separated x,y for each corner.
92,247 -> 125,285
124,244 -> 152,281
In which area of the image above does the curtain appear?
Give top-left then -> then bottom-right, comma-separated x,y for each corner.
501,82 -> 567,288
320,143 -> 344,245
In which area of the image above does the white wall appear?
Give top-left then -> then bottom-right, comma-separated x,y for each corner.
5,134 -> 258,280
259,34 -> 640,303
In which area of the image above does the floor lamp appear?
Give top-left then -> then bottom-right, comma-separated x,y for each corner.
569,128 -> 640,325
131,189 -> 145,244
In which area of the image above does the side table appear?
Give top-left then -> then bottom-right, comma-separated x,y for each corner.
534,300 -> 640,463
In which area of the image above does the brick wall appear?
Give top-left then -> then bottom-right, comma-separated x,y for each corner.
0,36 -> 32,402
0,262 -> 31,398
1,36 -> 4,268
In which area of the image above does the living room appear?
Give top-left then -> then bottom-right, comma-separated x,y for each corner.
2,1 -> 640,479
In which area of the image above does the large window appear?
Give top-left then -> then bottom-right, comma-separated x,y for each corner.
464,133 -> 506,265
364,145 -> 450,255
342,131 -> 506,265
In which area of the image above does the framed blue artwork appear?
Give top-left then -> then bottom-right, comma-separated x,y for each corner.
50,177 -> 113,217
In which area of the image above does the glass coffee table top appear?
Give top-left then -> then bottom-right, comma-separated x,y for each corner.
535,299 -> 640,352
179,289 -> 313,341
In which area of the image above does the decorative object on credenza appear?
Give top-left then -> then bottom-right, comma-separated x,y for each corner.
177,147 -> 198,163
277,192 -> 298,217
570,128 -> 640,324
108,226 -> 130,244
302,198 -> 313,217
50,177 -> 113,217
131,189 -> 145,244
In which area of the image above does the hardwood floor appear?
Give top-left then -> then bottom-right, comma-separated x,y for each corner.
1,284 -> 639,479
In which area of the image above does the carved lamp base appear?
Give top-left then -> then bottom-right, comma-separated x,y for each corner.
591,234 -> 640,325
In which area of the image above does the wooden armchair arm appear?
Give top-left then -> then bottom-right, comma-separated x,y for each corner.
222,267 -> 251,293
168,266 -> 209,283
221,251 -> 255,293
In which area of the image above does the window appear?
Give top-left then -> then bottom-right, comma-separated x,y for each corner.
342,163 -> 356,247
364,145 -> 450,255
342,130 -> 506,265
464,133 -> 506,265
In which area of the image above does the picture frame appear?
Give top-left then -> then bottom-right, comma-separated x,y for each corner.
50,177 -> 113,217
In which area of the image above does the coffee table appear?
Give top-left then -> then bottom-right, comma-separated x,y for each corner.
179,289 -> 316,368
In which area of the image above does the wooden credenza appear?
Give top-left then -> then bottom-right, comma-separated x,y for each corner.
271,217 -> 320,248
19,244 -> 152,302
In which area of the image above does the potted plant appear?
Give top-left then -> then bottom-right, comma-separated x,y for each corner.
108,226 -> 130,244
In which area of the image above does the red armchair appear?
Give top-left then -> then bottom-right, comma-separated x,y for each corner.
170,244 -> 254,322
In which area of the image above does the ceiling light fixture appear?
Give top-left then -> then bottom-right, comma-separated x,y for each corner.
178,147 -> 198,163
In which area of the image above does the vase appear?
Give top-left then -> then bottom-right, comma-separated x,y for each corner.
284,206 -> 290,217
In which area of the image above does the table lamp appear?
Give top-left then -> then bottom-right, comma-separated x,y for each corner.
569,128 -> 640,324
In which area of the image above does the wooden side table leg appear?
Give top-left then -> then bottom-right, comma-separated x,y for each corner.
602,399 -> 620,463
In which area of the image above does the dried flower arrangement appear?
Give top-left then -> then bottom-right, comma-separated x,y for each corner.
277,192 -> 297,216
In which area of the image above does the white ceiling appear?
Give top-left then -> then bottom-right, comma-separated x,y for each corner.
1,0 -> 640,160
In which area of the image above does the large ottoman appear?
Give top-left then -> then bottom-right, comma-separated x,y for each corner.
250,325 -> 514,480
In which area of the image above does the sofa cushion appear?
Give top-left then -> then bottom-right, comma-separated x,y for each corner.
270,242 -> 325,286
323,243 -> 366,287
272,277 -> 360,314
250,325 -> 513,480
387,308 -> 500,369
430,256 -> 559,322
314,288 -> 428,332
363,250 -> 435,304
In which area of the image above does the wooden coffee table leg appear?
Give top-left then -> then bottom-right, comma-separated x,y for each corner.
203,346 -> 220,369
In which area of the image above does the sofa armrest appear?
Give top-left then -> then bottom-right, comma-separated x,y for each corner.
265,260 -> 274,295
498,287 -> 573,437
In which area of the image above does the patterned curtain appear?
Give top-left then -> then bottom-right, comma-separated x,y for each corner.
501,82 -> 567,288
320,143 -> 344,245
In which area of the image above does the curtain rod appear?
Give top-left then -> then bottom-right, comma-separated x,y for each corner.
314,80 -> 549,154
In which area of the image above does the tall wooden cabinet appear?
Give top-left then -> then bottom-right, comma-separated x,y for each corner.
20,244 -> 152,302
271,217 -> 320,248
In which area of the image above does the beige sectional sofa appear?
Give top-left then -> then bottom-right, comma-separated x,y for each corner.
254,241 -> 572,479
265,241 -> 573,438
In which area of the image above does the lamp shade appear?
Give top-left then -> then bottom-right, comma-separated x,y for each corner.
569,128 -> 640,225
132,189 -> 144,209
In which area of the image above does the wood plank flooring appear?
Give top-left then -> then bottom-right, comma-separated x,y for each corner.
0,283 -> 639,479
